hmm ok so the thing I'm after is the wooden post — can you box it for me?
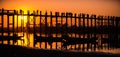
[50,11,52,49]
[115,17,120,48]
[13,10,15,45]
[65,12,68,50]
[7,10,10,45]
[78,14,81,50]
[21,10,24,45]
[108,16,110,49]
[90,15,93,50]
[101,16,103,49]
[111,16,115,48]
[82,13,85,51]
[20,10,22,32]
[61,12,65,50]
[74,13,77,50]
[87,14,89,27]
[55,12,59,49]
[16,10,18,45]
[27,10,30,46]
[1,8,4,44]
[69,13,72,50]
[97,16,103,49]
[45,11,47,49]
[39,11,42,48]
[71,13,72,36]
[33,11,36,47]
[93,15,96,51]
[86,14,89,51]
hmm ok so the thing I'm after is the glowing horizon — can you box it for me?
[0,0,120,16]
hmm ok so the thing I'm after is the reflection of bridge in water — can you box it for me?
[0,8,120,51]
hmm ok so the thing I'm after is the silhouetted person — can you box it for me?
[13,34,18,42]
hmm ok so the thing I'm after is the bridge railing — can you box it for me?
[0,8,120,50]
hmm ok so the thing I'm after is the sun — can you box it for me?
[18,15,27,27]
[19,15,27,20]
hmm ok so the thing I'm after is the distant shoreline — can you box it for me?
[0,44,120,57]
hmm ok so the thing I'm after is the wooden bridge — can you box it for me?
[0,8,120,50]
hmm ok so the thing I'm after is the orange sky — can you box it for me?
[0,0,120,16]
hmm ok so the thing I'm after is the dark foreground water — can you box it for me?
[0,44,120,57]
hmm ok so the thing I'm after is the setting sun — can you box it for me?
[18,15,27,27]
